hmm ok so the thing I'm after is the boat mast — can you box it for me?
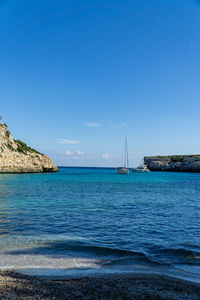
[124,136,129,169]
[126,136,129,169]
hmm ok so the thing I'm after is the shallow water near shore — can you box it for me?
[0,167,200,282]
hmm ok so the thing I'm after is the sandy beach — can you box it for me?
[0,271,199,299]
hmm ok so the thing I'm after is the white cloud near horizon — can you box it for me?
[65,150,111,161]
[102,153,111,159]
[76,150,84,155]
[65,150,84,156]
[84,121,127,128]
[108,122,127,128]
[84,122,101,127]
[65,150,73,156]
[57,138,80,145]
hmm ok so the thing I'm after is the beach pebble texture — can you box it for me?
[0,271,200,300]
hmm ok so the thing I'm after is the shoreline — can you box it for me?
[0,271,200,299]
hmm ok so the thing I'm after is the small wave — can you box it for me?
[4,240,200,269]
[153,248,200,265]
[4,240,151,262]
[160,248,200,258]
[72,244,144,257]
[4,240,165,272]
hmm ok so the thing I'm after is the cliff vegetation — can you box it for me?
[0,117,58,173]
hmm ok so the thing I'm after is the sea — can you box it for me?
[0,167,200,282]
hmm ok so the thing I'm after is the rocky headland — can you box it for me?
[0,122,58,173]
[144,155,200,172]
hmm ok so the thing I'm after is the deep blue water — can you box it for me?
[0,167,200,280]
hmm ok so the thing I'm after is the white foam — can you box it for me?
[0,253,99,269]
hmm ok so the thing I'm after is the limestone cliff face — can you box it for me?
[144,155,200,173]
[0,122,58,173]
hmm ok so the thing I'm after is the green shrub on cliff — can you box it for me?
[7,144,15,151]
[171,156,183,162]
[6,130,10,137]
[15,140,42,155]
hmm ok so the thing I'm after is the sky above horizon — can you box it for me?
[0,0,200,167]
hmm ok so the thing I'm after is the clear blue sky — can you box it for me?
[0,0,200,167]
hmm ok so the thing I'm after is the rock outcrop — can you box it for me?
[0,122,58,173]
[144,155,200,173]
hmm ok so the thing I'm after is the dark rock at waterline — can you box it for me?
[144,155,200,172]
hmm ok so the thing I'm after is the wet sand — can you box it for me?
[0,271,200,299]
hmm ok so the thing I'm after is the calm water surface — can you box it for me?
[0,167,200,280]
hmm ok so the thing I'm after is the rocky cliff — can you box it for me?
[0,122,58,173]
[144,155,200,172]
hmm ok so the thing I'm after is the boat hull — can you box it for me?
[132,168,150,173]
[116,168,129,174]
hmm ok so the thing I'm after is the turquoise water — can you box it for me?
[0,167,200,280]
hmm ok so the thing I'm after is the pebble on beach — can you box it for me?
[0,271,200,299]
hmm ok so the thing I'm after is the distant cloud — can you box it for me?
[65,150,73,156]
[84,121,127,128]
[102,153,110,159]
[57,138,80,145]
[75,150,84,155]
[84,122,101,127]
[65,150,84,156]
[108,122,127,128]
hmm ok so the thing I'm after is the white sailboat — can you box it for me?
[116,137,129,174]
